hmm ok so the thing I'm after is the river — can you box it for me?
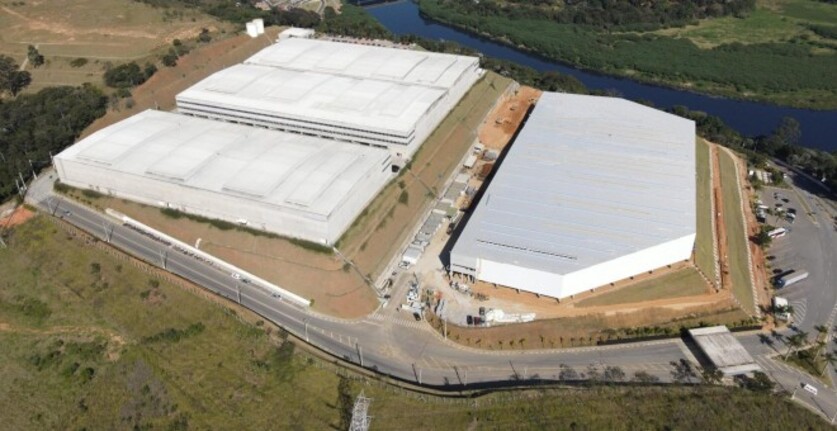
[366,1,837,152]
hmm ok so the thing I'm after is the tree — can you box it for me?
[0,55,32,96]
[27,45,44,68]
[700,367,724,385]
[7,70,31,96]
[741,371,774,392]
[104,62,149,88]
[784,333,806,360]
[198,28,211,43]
[161,49,178,67]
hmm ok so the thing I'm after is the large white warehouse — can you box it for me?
[175,38,482,158]
[449,93,696,300]
[55,110,392,245]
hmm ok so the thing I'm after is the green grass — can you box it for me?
[0,216,829,429]
[576,268,709,308]
[695,139,717,282]
[718,149,756,315]
[659,7,802,48]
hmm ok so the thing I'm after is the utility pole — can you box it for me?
[236,282,242,304]
[348,391,372,431]
[159,249,167,269]
[28,159,37,180]
[356,342,364,367]
[304,318,309,343]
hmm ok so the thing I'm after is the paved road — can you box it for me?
[21,170,837,420]
[25,173,694,388]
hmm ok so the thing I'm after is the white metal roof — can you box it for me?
[57,110,390,217]
[176,64,445,136]
[452,92,696,274]
[245,38,479,89]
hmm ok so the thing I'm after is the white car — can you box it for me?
[231,272,242,280]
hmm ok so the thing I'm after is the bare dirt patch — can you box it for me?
[0,206,35,228]
[478,85,541,150]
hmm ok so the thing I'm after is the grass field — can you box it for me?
[654,0,837,48]
[719,148,756,315]
[575,267,709,308]
[0,217,828,430]
[695,138,717,282]
[0,0,227,92]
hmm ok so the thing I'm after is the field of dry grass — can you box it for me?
[0,0,229,92]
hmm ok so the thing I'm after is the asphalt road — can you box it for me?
[25,173,696,388]
[20,170,837,420]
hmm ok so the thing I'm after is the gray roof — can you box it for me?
[689,326,760,376]
[451,92,696,274]
[56,110,390,218]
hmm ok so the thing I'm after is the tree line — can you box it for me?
[424,0,756,31]
[0,85,107,201]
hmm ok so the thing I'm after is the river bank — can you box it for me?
[365,1,837,152]
[416,0,837,111]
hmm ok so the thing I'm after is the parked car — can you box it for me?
[466,315,474,325]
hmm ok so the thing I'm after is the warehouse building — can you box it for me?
[54,110,392,245]
[449,93,696,300]
[176,38,482,158]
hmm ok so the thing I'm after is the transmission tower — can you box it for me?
[348,391,372,431]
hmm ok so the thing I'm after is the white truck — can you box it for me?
[775,271,809,289]
[773,296,791,322]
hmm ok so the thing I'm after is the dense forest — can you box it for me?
[0,86,107,201]
[433,0,756,31]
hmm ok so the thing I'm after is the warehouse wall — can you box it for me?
[55,156,392,245]
[465,234,696,299]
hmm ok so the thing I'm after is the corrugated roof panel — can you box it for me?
[452,93,696,274]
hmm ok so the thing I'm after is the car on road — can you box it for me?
[231,272,242,280]
[271,293,281,299]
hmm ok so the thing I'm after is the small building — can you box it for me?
[278,27,315,40]
[402,246,423,265]
[688,326,761,376]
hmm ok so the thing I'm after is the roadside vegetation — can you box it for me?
[0,217,830,430]
[418,0,837,109]
[0,85,108,202]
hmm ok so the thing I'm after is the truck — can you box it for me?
[767,227,787,239]
[772,296,791,321]
[775,271,809,289]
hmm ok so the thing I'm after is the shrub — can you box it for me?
[69,58,88,68]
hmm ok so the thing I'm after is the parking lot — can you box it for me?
[759,175,837,332]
